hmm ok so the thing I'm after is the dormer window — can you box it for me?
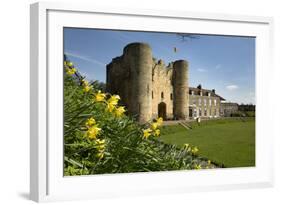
[208,92,211,97]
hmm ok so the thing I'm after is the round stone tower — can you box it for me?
[173,60,189,120]
[123,42,153,123]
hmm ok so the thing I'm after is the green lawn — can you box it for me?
[159,118,255,168]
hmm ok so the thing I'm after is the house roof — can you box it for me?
[189,86,225,101]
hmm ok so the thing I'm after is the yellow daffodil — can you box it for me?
[96,152,104,159]
[194,164,202,170]
[207,160,211,165]
[65,68,70,73]
[81,79,89,86]
[105,95,120,112]
[66,61,73,67]
[96,139,105,144]
[156,117,163,126]
[143,128,152,139]
[154,129,160,137]
[80,79,93,93]
[151,122,158,130]
[108,95,120,106]
[183,144,190,152]
[85,125,101,140]
[106,103,115,112]
[85,117,96,127]
[115,106,126,117]
[192,146,199,154]
[97,144,105,150]
[66,67,76,75]
[184,143,189,148]
[95,139,106,151]
[95,90,106,102]
[83,84,93,93]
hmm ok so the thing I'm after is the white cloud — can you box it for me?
[197,68,207,72]
[226,85,239,91]
[64,51,106,67]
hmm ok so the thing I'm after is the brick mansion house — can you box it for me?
[106,42,232,122]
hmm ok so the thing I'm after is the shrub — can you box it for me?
[245,111,255,117]
[230,111,244,117]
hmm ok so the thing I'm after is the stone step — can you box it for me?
[179,121,191,130]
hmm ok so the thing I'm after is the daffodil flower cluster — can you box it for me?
[94,90,106,102]
[64,61,77,75]
[183,143,199,155]
[106,95,120,111]
[114,106,126,117]
[81,79,93,93]
[142,128,152,139]
[192,147,199,154]
[93,90,126,117]
[85,117,101,140]
[64,61,93,93]
[193,160,213,170]
[142,117,163,139]
[84,117,106,159]
[184,144,213,169]
[95,139,106,159]
[103,94,126,117]
[194,164,202,170]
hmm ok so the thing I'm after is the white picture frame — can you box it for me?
[30,2,274,202]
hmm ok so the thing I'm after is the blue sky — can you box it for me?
[64,28,255,104]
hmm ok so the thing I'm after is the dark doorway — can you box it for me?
[189,108,193,118]
[158,102,167,120]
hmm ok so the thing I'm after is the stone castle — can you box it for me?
[106,42,224,123]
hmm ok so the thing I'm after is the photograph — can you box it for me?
[63,28,255,176]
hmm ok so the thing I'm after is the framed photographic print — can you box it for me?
[30,2,274,202]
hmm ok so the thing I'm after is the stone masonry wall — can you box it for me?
[151,59,174,119]
[106,42,189,122]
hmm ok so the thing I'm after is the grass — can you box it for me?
[159,118,255,168]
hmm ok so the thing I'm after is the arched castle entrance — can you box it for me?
[158,102,167,120]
